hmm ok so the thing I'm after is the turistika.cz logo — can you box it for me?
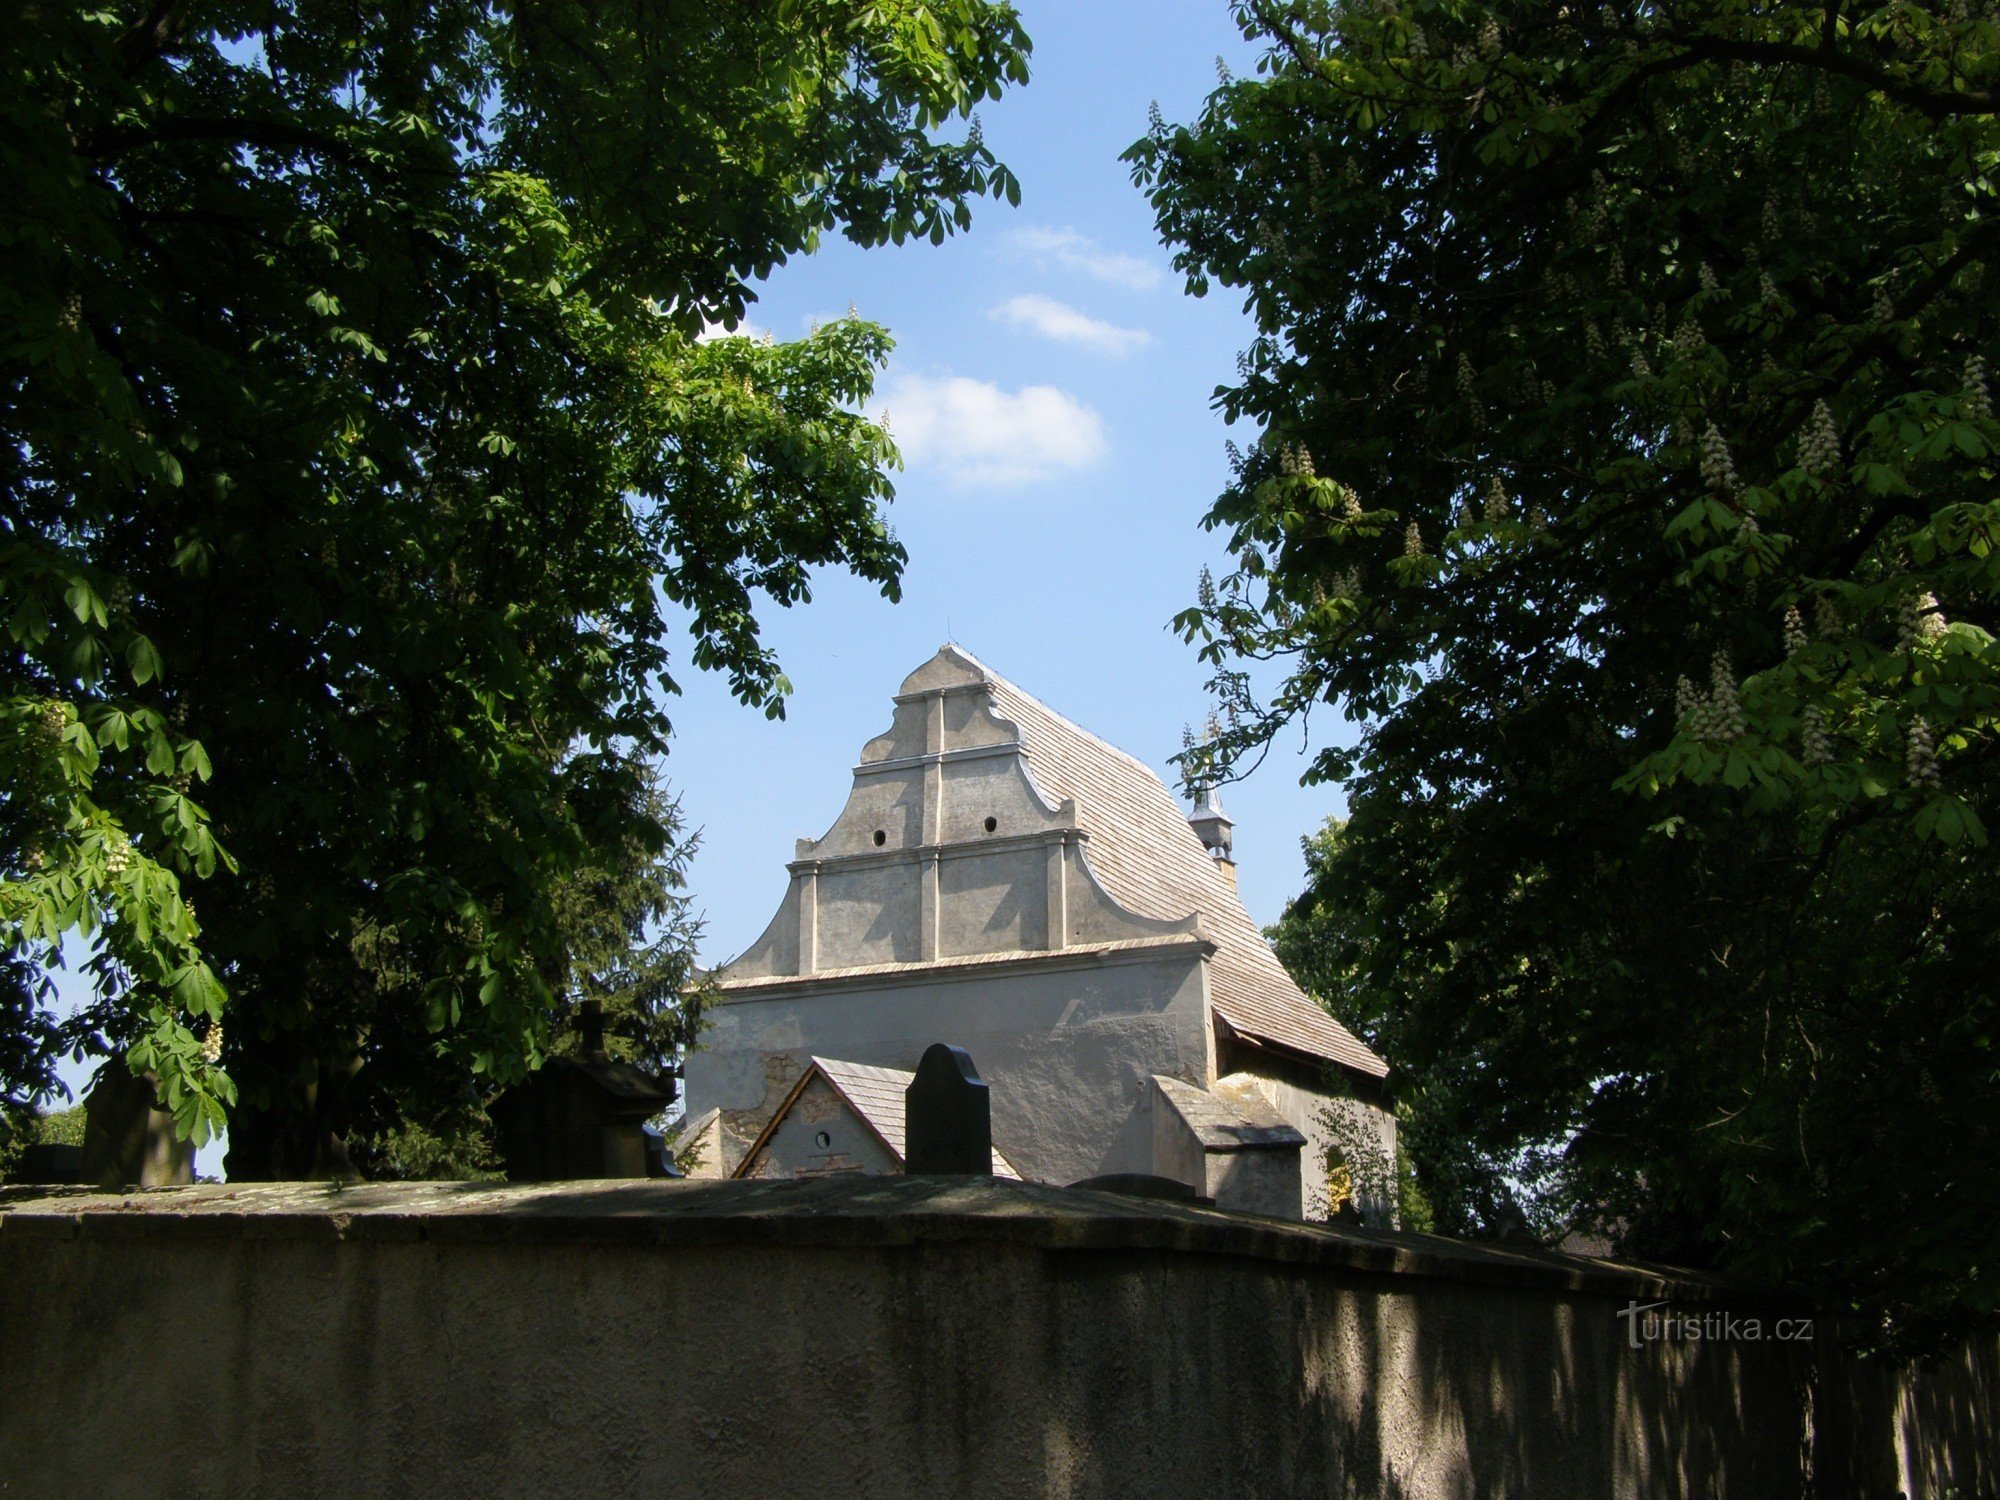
[1617,1300,1815,1350]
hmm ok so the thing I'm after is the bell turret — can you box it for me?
[1188,784,1236,885]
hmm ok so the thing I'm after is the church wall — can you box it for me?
[724,880,800,979]
[1147,1088,1307,1220]
[1322,1091,1399,1221]
[937,848,1047,956]
[858,697,930,762]
[938,755,1034,843]
[940,687,998,749]
[1203,1146,1307,1221]
[813,768,925,858]
[1149,1087,1208,1196]
[815,865,920,966]
[684,951,1210,1186]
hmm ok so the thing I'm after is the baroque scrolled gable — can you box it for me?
[717,645,1202,983]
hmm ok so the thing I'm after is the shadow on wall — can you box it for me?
[1818,1325,2000,1497]
[956,1253,1811,1497]
[3,1178,1991,1499]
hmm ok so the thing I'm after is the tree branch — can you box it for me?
[114,0,194,70]
[1659,30,2000,121]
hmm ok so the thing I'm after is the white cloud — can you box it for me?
[877,372,1106,487]
[991,294,1152,356]
[697,317,772,344]
[1009,225,1163,291]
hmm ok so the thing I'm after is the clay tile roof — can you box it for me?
[963,652,1388,1081]
[812,1057,1022,1180]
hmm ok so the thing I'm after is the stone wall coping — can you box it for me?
[0,1176,1807,1308]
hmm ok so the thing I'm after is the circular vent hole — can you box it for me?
[814,1131,832,1150]
[983,816,998,833]
[873,829,886,846]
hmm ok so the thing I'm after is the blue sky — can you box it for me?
[671,0,1354,969]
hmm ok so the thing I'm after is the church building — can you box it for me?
[681,646,1393,1220]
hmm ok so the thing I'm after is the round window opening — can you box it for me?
[984,816,998,833]
[814,1131,832,1150]
[873,829,886,846]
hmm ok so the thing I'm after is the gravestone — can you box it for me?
[79,1062,193,1188]
[903,1043,992,1176]
[12,1144,83,1184]
[489,1002,675,1181]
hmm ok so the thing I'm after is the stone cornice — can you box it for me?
[787,826,1081,877]
[709,932,1213,1000]
[891,680,992,705]
[853,742,1022,776]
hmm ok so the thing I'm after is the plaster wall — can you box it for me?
[1147,1075,1306,1218]
[6,1179,1986,1499]
[738,1075,900,1179]
[685,953,1209,1185]
[1149,1085,1207,1194]
[1223,1042,1399,1223]
[1815,1316,2000,1496]
[937,847,1047,955]
[816,764,925,857]
[721,652,1193,986]
[1203,1148,1307,1220]
[816,865,920,967]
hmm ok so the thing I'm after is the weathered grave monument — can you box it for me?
[489,1001,675,1180]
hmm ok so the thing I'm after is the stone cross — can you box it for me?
[903,1043,992,1176]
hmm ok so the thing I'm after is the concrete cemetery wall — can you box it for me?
[1,1178,1990,1499]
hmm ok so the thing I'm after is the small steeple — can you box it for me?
[1188,784,1236,882]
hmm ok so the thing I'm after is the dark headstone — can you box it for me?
[80,1062,193,1188]
[14,1143,84,1184]
[903,1043,992,1176]
[489,1002,676,1181]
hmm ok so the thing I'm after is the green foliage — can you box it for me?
[1272,817,1539,1238]
[33,1102,87,1150]
[347,772,701,1177]
[656,1109,715,1178]
[1137,2,1999,1342]
[3,1,1030,1175]
[543,775,711,1076]
[1394,1137,1435,1237]
[350,1111,505,1183]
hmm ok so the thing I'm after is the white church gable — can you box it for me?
[683,646,1393,1220]
[722,645,1198,980]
